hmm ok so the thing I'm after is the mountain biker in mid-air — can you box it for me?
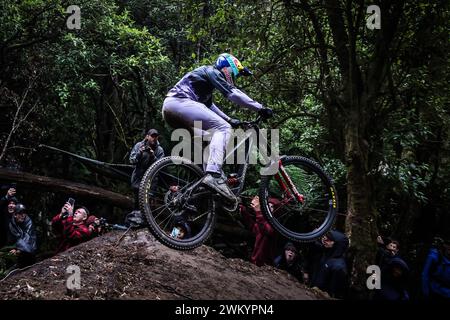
[162,53,273,203]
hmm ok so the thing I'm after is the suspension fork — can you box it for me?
[275,160,304,204]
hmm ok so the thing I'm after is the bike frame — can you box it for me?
[221,120,304,204]
[164,118,304,208]
[223,124,257,196]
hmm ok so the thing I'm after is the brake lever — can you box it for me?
[238,116,263,128]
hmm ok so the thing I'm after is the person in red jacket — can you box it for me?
[240,196,280,267]
[51,201,91,253]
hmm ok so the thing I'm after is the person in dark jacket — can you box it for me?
[240,196,280,267]
[129,128,165,209]
[375,235,400,270]
[274,242,304,282]
[51,202,92,253]
[7,204,37,268]
[306,230,349,298]
[374,256,410,300]
[0,185,19,248]
[421,238,450,300]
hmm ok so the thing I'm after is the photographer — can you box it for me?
[129,129,165,209]
[51,201,91,253]
[86,216,127,237]
[6,204,37,268]
[86,215,119,237]
[0,184,19,248]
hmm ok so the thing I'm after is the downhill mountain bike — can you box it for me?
[139,116,338,250]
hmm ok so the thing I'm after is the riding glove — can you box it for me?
[259,107,274,119]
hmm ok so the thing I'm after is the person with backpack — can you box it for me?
[421,237,450,300]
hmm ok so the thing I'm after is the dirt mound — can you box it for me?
[0,230,326,300]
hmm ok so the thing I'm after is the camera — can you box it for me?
[144,142,154,152]
[94,217,107,228]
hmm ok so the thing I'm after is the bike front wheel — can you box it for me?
[259,156,338,242]
[139,156,216,250]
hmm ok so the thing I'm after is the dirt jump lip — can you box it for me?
[0,230,326,300]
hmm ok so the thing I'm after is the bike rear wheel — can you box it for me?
[139,156,216,250]
[259,156,338,242]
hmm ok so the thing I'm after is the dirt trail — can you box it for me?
[0,230,327,300]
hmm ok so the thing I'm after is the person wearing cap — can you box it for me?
[240,195,280,267]
[162,53,273,204]
[129,128,165,209]
[274,242,304,282]
[6,203,37,268]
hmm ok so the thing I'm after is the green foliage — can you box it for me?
[0,0,449,285]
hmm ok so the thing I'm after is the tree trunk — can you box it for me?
[0,168,133,209]
[344,108,378,297]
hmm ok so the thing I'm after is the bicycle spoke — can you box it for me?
[159,170,190,187]
[140,158,217,249]
[190,210,211,222]
[154,205,173,220]
[261,157,337,241]
[302,207,332,215]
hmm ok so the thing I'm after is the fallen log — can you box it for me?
[0,168,256,239]
[0,168,133,209]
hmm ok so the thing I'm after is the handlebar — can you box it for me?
[235,115,264,129]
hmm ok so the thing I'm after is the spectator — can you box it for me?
[86,215,104,238]
[376,235,400,269]
[421,237,450,300]
[129,129,165,209]
[7,204,37,268]
[0,185,17,204]
[51,201,92,253]
[239,196,280,267]
[374,256,410,300]
[0,185,18,248]
[306,230,349,299]
[170,219,192,240]
[274,242,304,282]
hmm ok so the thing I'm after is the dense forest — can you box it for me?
[0,0,449,299]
